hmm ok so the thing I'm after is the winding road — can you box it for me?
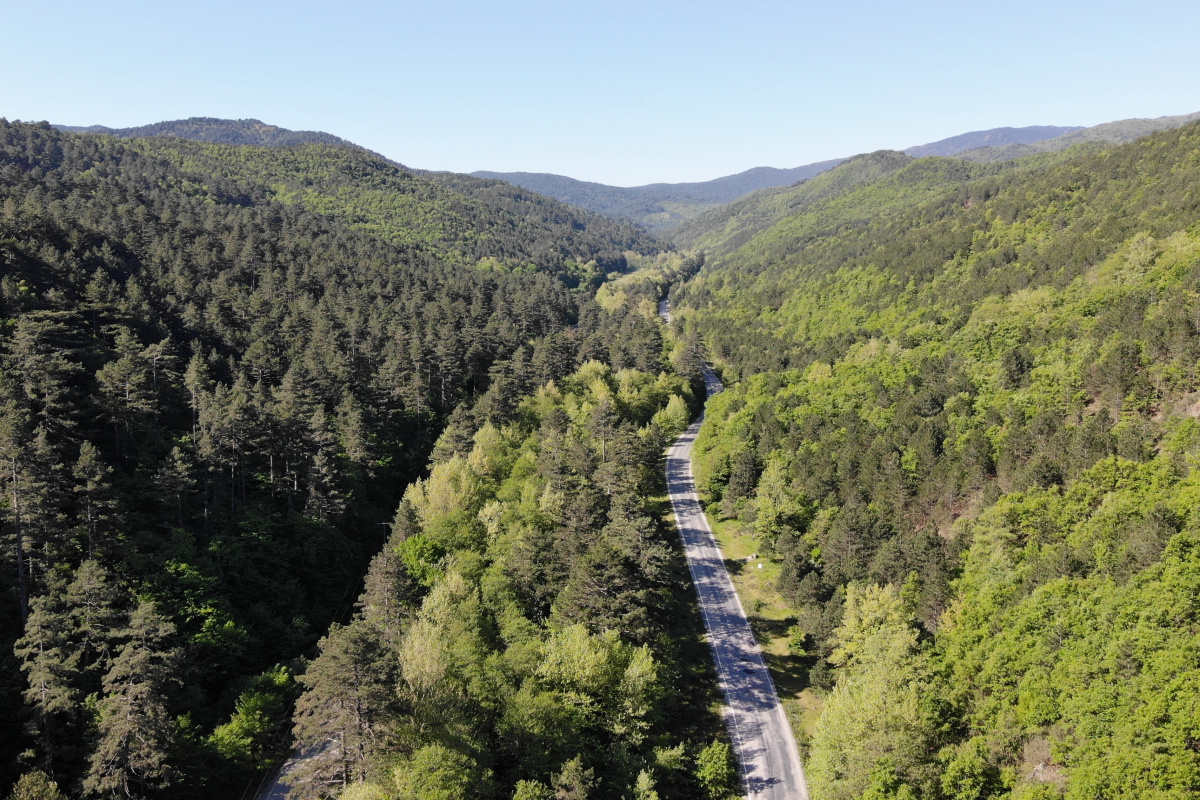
[660,299,809,799]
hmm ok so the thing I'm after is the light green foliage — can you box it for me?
[511,780,553,800]
[341,783,392,800]
[5,772,66,800]
[809,585,935,800]
[394,744,480,800]
[208,665,294,767]
[694,740,737,799]
[291,360,717,798]
[937,447,1200,799]
[679,122,1200,797]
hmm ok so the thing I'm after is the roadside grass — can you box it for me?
[707,513,824,752]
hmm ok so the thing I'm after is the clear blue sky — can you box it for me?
[5,0,1200,185]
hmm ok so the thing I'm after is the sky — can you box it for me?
[5,0,1200,186]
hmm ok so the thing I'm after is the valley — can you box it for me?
[3,107,1200,800]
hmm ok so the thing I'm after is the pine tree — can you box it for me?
[305,408,347,523]
[73,443,118,559]
[289,620,398,800]
[0,393,35,621]
[84,600,181,800]
[65,560,123,676]
[151,447,195,529]
[5,770,68,800]
[14,580,81,779]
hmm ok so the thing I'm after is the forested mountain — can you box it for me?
[474,126,1091,234]
[902,125,1082,157]
[669,148,992,256]
[14,102,1200,800]
[114,136,656,280]
[0,120,689,799]
[952,109,1200,162]
[671,120,1200,797]
[56,118,357,150]
[473,160,847,235]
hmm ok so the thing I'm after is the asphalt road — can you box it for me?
[661,301,810,799]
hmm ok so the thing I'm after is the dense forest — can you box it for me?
[673,121,1200,798]
[56,118,358,150]
[10,104,1200,800]
[0,119,718,799]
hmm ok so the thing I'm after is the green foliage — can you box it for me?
[694,740,737,799]
[677,119,1200,797]
[0,120,666,798]
[4,772,66,800]
[395,744,482,800]
[207,664,294,769]
[127,135,655,282]
[294,359,720,799]
[808,585,937,800]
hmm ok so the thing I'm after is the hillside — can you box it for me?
[56,117,358,149]
[53,117,658,280]
[955,109,1200,162]
[474,159,846,234]
[670,149,1011,257]
[475,125,1087,234]
[902,124,1082,157]
[671,120,1200,797]
[0,120,689,799]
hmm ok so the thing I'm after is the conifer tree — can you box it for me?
[84,600,181,800]
[73,443,118,559]
[15,580,81,779]
[289,620,398,799]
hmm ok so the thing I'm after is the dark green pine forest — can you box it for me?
[0,120,734,800]
[6,108,1200,800]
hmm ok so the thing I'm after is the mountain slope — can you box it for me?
[474,126,1086,234]
[474,159,847,234]
[120,137,656,280]
[670,120,1200,798]
[55,117,658,279]
[902,124,1082,157]
[670,149,1006,256]
[56,116,356,149]
[955,109,1200,161]
[0,119,674,798]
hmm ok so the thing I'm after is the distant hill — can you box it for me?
[55,116,363,148]
[475,125,1086,233]
[903,125,1082,157]
[56,117,656,275]
[473,159,846,234]
[954,110,1200,161]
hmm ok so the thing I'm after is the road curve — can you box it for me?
[660,300,809,799]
